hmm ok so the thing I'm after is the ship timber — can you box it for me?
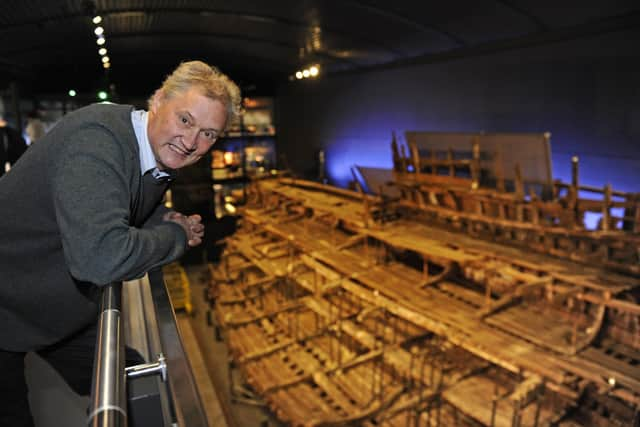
[208,147,639,426]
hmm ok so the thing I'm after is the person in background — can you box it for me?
[0,60,241,426]
[25,110,46,145]
[0,114,28,177]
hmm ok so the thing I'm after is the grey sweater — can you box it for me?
[0,103,187,351]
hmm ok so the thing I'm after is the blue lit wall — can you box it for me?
[276,28,640,193]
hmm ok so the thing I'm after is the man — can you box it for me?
[25,110,46,144]
[0,114,28,176]
[0,60,241,425]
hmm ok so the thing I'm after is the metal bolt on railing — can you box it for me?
[125,354,167,382]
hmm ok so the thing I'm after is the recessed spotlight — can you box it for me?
[94,26,104,36]
[309,66,319,77]
[295,71,303,79]
[92,16,102,25]
[98,48,107,56]
[97,36,106,45]
[103,62,111,69]
[302,69,310,78]
[102,56,110,63]
[68,89,77,97]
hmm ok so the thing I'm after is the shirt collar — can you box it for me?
[130,109,174,181]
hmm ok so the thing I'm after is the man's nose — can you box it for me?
[183,129,198,151]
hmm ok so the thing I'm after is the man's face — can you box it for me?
[147,87,228,170]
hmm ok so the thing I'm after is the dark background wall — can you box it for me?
[275,28,640,193]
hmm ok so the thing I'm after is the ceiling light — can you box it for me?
[96,36,106,45]
[98,48,107,56]
[68,89,77,97]
[295,71,303,79]
[103,62,111,69]
[309,66,319,77]
[92,16,102,25]
[94,26,104,36]
[302,69,310,78]
[98,91,108,100]
[101,56,110,63]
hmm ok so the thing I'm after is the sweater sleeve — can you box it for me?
[142,203,172,228]
[52,126,187,285]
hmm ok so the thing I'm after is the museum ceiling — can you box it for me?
[1,0,639,96]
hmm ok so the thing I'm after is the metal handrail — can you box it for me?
[147,269,209,426]
[87,282,126,427]
[88,270,209,427]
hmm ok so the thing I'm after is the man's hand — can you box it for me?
[163,211,205,247]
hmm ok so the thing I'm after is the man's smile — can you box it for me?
[168,142,193,157]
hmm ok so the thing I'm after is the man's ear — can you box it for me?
[149,89,163,113]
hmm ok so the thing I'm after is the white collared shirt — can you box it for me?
[130,109,172,180]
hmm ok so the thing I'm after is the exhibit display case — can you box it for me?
[210,97,277,210]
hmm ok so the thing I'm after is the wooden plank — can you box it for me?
[312,372,360,414]
[442,375,513,427]
[478,277,552,318]
[366,228,481,265]
[555,355,640,393]
[580,348,640,385]
[238,339,296,364]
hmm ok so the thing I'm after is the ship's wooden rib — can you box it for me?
[208,177,640,426]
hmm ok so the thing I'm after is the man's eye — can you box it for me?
[203,131,217,141]
[180,116,189,125]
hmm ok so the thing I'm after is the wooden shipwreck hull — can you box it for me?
[389,135,640,277]
[208,175,640,426]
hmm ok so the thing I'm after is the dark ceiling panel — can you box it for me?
[108,33,299,71]
[100,6,412,66]
[509,0,640,28]
[0,0,638,96]
[354,0,540,44]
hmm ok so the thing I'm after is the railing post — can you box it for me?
[88,282,126,427]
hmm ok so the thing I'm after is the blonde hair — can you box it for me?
[150,60,241,129]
